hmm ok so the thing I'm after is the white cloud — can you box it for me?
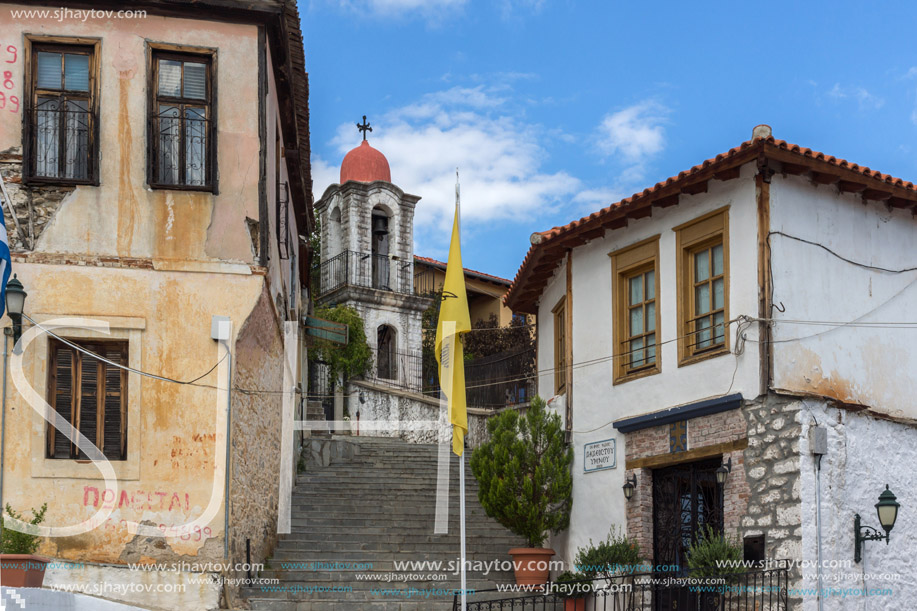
[597,101,668,162]
[314,85,579,245]
[827,83,885,110]
[332,0,466,20]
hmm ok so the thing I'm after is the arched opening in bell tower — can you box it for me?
[371,206,390,290]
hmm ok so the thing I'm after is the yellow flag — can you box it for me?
[435,199,472,456]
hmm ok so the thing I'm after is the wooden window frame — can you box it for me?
[46,338,128,461]
[552,296,566,394]
[22,36,101,186]
[146,44,218,193]
[674,207,730,366]
[610,235,661,384]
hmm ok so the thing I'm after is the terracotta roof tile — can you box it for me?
[504,135,917,313]
[414,255,512,286]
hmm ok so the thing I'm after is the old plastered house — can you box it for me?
[505,126,917,610]
[0,1,312,607]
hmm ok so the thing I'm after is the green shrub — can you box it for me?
[553,570,590,599]
[470,396,573,548]
[574,526,641,579]
[1,503,47,555]
[685,524,744,578]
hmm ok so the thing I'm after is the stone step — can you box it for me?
[246,436,526,611]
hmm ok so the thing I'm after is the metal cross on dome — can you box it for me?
[357,115,372,141]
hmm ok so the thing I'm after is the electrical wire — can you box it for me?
[23,313,226,386]
[20,314,289,395]
[769,231,917,274]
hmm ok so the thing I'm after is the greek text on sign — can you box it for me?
[584,439,616,472]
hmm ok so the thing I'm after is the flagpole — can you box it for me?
[455,168,467,610]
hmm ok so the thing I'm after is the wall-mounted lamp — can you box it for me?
[716,457,732,486]
[854,485,900,563]
[622,474,637,500]
[5,274,27,344]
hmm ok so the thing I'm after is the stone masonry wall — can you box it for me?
[741,392,803,602]
[0,147,73,251]
[228,285,285,604]
[348,380,490,449]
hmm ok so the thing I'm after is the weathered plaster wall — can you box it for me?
[537,163,763,563]
[1,261,263,566]
[43,561,221,611]
[797,401,917,611]
[0,8,261,265]
[227,286,284,595]
[769,173,917,421]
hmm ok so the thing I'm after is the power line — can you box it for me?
[769,231,917,274]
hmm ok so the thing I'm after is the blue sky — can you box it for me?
[302,0,917,281]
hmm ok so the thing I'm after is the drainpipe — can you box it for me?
[223,341,233,560]
[815,453,824,611]
[809,417,827,611]
[0,331,8,512]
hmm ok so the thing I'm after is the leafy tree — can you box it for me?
[462,313,535,360]
[470,396,573,548]
[1,503,47,554]
[310,305,372,382]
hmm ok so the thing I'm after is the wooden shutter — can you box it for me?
[102,343,127,460]
[77,351,99,459]
[48,343,77,458]
[47,339,129,460]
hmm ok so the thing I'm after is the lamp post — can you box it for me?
[5,274,27,344]
[622,474,637,500]
[716,457,732,486]
[854,485,900,563]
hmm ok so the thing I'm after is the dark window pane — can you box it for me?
[183,62,207,99]
[35,97,61,177]
[64,99,90,180]
[157,105,181,184]
[37,52,62,89]
[184,107,207,186]
[64,53,89,91]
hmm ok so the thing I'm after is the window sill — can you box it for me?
[148,182,216,194]
[23,176,98,187]
[613,365,661,386]
[678,345,731,367]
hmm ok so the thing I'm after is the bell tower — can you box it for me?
[314,118,431,390]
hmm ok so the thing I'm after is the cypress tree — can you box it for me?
[470,396,573,548]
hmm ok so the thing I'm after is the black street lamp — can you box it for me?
[5,274,27,344]
[622,474,637,500]
[854,485,900,563]
[716,457,732,486]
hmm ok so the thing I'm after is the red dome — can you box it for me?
[340,140,391,184]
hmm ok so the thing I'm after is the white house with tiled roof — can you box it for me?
[505,125,916,610]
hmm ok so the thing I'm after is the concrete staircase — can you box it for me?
[243,436,526,610]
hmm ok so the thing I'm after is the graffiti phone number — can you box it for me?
[0,44,17,113]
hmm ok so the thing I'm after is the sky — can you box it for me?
[301,0,917,281]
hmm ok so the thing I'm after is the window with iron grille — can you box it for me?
[149,50,215,190]
[25,42,97,183]
[610,236,661,383]
[47,339,128,460]
[675,207,730,364]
